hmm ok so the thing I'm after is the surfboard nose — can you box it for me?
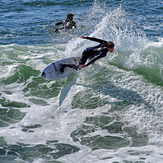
[41,71,46,78]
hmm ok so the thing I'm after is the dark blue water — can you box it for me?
[0,0,163,162]
[1,0,162,45]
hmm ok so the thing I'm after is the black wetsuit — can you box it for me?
[79,37,108,66]
[60,37,109,73]
[55,20,77,32]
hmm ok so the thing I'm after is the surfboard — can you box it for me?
[41,57,80,80]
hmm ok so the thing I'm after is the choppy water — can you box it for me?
[0,0,163,162]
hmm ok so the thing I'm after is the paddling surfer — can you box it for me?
[55,13,77,32]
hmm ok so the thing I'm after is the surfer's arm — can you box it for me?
[80,53,104,68]
[87,54,104,66]
[55,21,63,32]
[55,21,62,26]
[80,36,107,44]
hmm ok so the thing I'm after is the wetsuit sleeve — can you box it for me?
[55,21,62,26]
[86,53,105,66]
[85,37,107,44]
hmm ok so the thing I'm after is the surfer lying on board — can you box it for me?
[60,36,115,73]
[55,13,77,32]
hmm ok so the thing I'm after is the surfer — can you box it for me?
[55,13,77,32]
[60,36,115,72]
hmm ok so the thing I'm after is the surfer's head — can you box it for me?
[106,42,114,53]
[66,13,73,22]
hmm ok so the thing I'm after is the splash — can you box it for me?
[84,3,163,85]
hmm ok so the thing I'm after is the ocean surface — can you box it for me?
[0,0,163,162]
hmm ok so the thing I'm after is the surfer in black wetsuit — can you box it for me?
[55,13,77,32]
[60,36,114,73]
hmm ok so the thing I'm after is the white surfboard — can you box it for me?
[41,57,80,80]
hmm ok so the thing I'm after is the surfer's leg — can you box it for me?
[79,51,88,65]
[60,63,77,73]
[79,48,93,65]
[60,63,66,73]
